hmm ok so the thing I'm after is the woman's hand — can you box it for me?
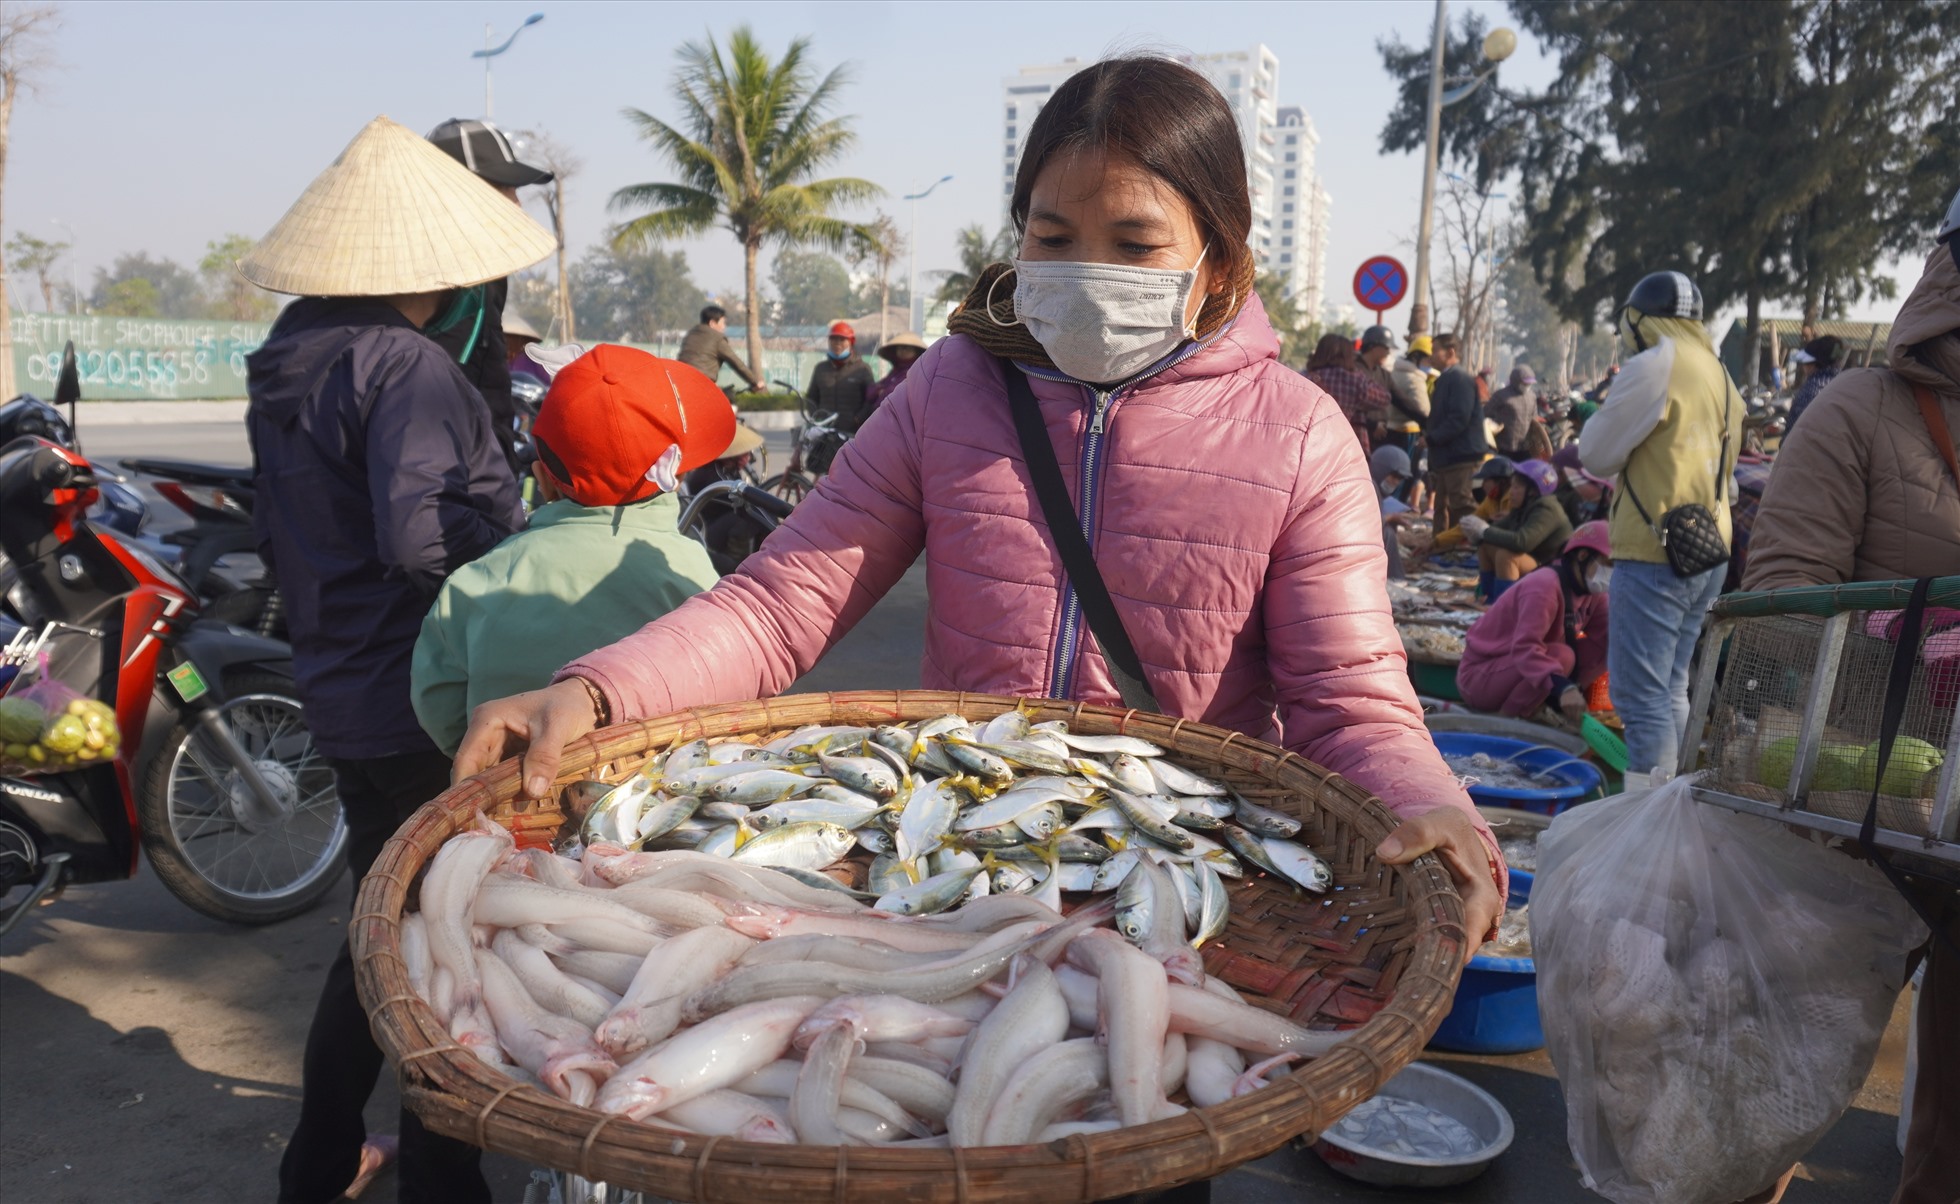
[1376,806,1503,965]
[452,678,599,798]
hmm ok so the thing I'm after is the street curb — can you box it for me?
[76,400,248,425]
[737,411,799,431]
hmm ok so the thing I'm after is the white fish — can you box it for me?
[656,1089,794,1143]
[596,995,826,1119]
[947,958,1070,1146]
[977,1037,1110,1146]
[476,949,616,1106]
[594,925,754,1059]
[490,929,616,1030]
[794,996,973,1047]
[420,820,512,1023]
[1184,1037,1246,1108]
[1064,930,1176,1127]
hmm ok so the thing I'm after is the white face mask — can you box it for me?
[1588,564,1614,595]
[1003,247,1209,384]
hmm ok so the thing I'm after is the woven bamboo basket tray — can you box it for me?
[351,691,1468,1202]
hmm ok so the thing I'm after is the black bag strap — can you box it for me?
[1617,373,1737,537]
[1001,362,1160,713]
[1858,575,1958,958]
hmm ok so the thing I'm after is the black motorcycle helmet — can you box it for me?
[1620,271,1704,353]
[0,395,75,450]
[1360,325,1397,353]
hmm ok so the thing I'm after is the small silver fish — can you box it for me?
[818,750,902,799]
[896,778,959,867]
[1031,723,1164,756]
[664,739,713,775]
[1261,837,1333,893]
[877,864,987,915]
[1191,858,1230,948]
[748,794,888,831]
[1093,848,1142,893]
[711,768,830,804]
[868,851,913,894]
[580,774,656,847]
[634,793,702,844]
[1231,793,1303,838]
[978,709,1031,745]
[1147,759,1227,797]
[1106,754,1159,795]
[1108,788,1194,852]
[725,820,855,871]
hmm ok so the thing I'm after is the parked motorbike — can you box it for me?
[760,381,846,506]
[114,455,287,640]
[677,460,793,576]
[0,351,343,936]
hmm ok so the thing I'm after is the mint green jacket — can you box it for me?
[411,495,718,754]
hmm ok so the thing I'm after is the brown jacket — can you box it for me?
[677,323,759,389]
[1745,247,1960,589]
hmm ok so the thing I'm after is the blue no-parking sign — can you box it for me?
[1353,256,1409,323]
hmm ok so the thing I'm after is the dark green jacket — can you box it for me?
[1481,494,1573,562]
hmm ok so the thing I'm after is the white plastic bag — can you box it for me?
[1531,775,1926,1204]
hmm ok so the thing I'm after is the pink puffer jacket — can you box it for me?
[564,295,1499,881]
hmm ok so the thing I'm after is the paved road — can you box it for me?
[2,420,1912,1203]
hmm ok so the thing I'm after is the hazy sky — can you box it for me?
[5,0,1908,331]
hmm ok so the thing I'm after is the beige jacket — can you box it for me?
[1745,247,1960,589]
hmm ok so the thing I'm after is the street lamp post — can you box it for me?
[472,13,544,120]
[50,219,80,314]
[903,175,953,333]
[1409,3,1515,341]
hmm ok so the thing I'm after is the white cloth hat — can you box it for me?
[239,115,557,297]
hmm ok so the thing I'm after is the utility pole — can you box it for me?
[1409,0,1447,342]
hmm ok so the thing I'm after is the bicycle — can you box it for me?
[759,381,847,507]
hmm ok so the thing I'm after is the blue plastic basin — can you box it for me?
[1428,952,1542,1054]
[1432,732,1603,815]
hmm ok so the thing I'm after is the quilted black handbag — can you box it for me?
[1621,380,1737,579]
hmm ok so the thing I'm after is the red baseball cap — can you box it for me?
[531,346,735,507]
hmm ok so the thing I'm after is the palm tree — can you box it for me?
[611,26,882,375]
[934,224,1018,308]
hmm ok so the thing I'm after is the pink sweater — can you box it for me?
[564,296,1499,882]
[1456,567,1608,718]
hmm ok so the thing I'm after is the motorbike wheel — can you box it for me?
[138,672,346,925]
[762,471,814,506]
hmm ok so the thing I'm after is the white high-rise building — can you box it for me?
[1276,106,1332,320]
[999,51,1329,321]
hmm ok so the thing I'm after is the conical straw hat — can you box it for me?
[239,115,558,297]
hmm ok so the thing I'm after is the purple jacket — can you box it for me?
[563,295,1499,878]
[247,298,522,758]
[1457,567,1608,717]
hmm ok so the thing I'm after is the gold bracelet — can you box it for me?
[573,676,611,728]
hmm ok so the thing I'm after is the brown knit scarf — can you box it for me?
[945,254,1258,370]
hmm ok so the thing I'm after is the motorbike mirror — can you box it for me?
[54,342,82,407]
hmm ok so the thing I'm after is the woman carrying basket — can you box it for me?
[456,56,1507,952]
